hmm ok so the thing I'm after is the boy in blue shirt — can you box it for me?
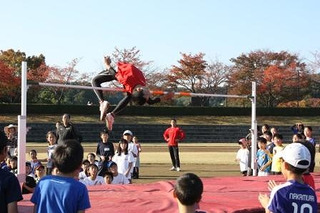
[258,143,317,213]
[31,140,91,213]
[256,137,272,176]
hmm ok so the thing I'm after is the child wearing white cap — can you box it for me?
[258,143,317,213]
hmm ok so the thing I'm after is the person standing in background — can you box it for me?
[163,119,185,172]
[56,114,82,145]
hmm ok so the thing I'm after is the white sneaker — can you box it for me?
[99,101,110,121]
[169,166,176,171]
[106,113,114,131]
[176,167,181,172]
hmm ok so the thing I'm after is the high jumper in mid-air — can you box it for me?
[91,56,161,131]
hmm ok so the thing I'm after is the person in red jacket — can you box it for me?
[163,119,185,172]
[92,56,161,131]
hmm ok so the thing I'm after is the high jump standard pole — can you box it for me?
[17,61,27,182]
[251,82,257,176]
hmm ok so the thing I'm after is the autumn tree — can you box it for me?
[228,50,310,107]
[37,58,83,104]
[167,52,206,106]
[0,49,47,103]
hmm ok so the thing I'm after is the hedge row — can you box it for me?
[1,104,320,116]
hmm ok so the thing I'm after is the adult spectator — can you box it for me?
[4,124,18,157]
[56,114,82,144]
[163,119,185,172]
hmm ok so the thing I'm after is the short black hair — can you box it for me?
[174,173,203,206]
[87,163,98,170]
[273,133,283,140]
[52,139,83,174]
[257,137,267,144]
[263,131,272,138]
[100,129,109,136]
[104,171,114,181]
[132,90,147,105]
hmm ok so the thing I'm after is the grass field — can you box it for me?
[4,114,320,184]
[25,142,320,184]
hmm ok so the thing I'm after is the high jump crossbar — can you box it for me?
[31,82,249,99]
[21,68,257,176]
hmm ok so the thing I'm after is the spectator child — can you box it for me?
[292,133,303,143]
[304,126,315,146]
[46,131,58,175]
[261,124,270,135]
[295,140,316,189]
[22,162,36,194]
[122,130,138,178]
[104,171,113,184]
[81,164,104,186]
[258,143,317,212]
[264,131,275,155]
[29,149,42,175]
[31,140,91,212]
[112,139,134,182]
[291,122,304,135]
[132,136,142,179]
[271,134,285,175]
[235,139,249,176]
[79,159,90,180]
[35,164,46,183]
[0,130,23,213]
[173,173,204,213]
[87,152,99,167]
[96,130,114,163]
[9,156,18,175]
[256,137,272,176]
[270,127,278,139]
[107,161,129,184]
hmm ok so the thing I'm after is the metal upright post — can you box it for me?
[17,61,27,182]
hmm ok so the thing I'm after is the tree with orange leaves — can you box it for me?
[229,50,310,107]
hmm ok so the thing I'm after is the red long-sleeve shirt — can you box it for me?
[163,127,185,146]
[115,62,146,94]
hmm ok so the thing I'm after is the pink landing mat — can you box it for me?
[18,173,320,213]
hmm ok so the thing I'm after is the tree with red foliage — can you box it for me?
[168,52,207,106]
[229,50,310,107]
[0,61,19,102]
[0,49,48,103]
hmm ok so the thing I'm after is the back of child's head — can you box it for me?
[52,139,83,174]
[257,137,267,144]
[174,173,203,206]
[279,143,310,175]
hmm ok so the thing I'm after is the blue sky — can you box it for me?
[1,1,320,74]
